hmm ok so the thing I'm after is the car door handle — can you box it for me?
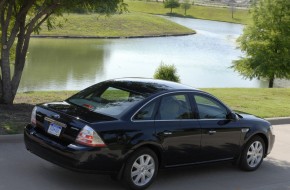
[163,131,172,135]
[208,130,216,135]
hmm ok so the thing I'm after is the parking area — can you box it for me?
[0,125,289,190]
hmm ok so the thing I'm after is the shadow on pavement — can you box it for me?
[28,157,290,190]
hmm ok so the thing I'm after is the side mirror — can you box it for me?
[227,112,238,121]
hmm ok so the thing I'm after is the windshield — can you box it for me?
[67,83,146,116]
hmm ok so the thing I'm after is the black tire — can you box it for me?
[122,148,159,190]
[240,136,265,171]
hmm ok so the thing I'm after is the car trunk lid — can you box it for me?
[34,101,116,145]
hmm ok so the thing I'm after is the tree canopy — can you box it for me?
[164,0,180,14]
[181,0,192,15]
[232,0,290,88]
[0,0,126,104]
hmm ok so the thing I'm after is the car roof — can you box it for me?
[104,78,198,96]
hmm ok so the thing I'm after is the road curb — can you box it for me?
[266,117,290,125]
[0,134,23,143]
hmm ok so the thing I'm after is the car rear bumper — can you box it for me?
[24,124,122,174]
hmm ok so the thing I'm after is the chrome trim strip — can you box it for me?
[132,118,228,122]
[44,117,67,128]
[165,157,234,168]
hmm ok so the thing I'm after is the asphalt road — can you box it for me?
[0,125,290,190]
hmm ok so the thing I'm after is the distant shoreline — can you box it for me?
[31,32,196,39]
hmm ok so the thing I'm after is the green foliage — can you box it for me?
[232,0,290,87]
[181,0,192,15]
[164,0,180,13]
[154,62,180,82]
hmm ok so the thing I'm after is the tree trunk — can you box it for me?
[185,9,186,15]
[0,75,3,102]
[11,54,26,98]
[0,49,13,104]
[268,77,274,88]
[170,7,172,13]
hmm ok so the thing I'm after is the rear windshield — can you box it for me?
[67,83,146,116]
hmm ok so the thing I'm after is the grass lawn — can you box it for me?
[204,88,290,118]
[37,1,251,38]
[38,12,194,37]
[125,0,251,25]
[1,88,289,134]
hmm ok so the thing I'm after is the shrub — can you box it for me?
[153,62,180,82]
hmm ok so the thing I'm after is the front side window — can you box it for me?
[67,85,145,116]
[158,94,193,120]
[194,95,228,119]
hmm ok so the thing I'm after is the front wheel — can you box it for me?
[123,148,158,190]
[240,136,265,171]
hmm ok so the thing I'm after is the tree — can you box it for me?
[0,0,127,104]
[154,62,180,82]
[181,0,192,15]
[164,0,180,14]
[232,0,290,88]
[228,0,236,19]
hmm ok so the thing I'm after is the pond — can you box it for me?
[19,16,270,92]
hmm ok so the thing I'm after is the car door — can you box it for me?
[192,93,242,162]
[154,93,201,166]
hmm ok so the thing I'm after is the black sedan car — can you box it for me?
[24,78,275,190]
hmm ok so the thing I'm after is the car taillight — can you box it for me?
[76,125,106,147]
[31,107,37,125]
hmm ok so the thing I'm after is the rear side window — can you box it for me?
[133,101,158,120]
[158,94,193,120]
[194,95,228,119]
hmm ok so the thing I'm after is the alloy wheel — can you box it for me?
[131,154,155,187]
[246,141,263,168]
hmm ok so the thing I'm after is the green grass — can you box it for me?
[36,1,252,38]
[38,12,194,37]
[126,0,251,25]
[36,1,251,38]
[203,88,290,118]
[13,91,76,104]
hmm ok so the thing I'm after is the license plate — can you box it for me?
[47,123,62,137]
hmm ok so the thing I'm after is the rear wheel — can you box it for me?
[123,148,158,190]
[240,136,265,171]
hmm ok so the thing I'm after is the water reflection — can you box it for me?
[20,17,271,92]
[21,39,108,91]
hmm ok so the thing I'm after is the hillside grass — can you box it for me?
[126,0,251,25]
[38,12,194,37]
[1,88,289,134]
[37,1,251,38]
